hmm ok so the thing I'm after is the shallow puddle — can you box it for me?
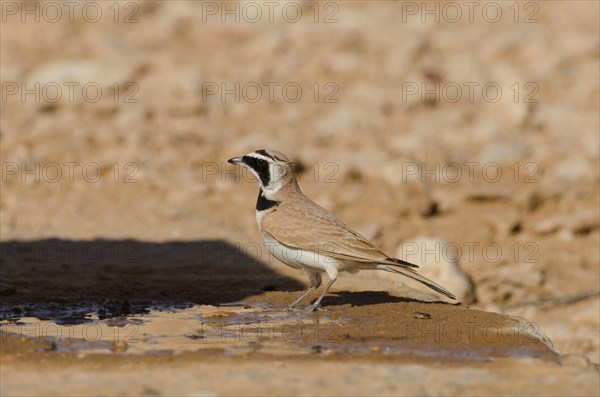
[1,299,560,362]
[0,303,344,356]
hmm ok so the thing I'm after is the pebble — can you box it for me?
[533,210,599,235]
[203,311,235,319]
[478,141,529,165]
[112,341,128,353]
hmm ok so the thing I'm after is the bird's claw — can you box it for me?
[285,305,327,313]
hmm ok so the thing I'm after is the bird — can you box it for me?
[228,149,456,312]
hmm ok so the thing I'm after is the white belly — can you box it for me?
[263,233,337,273]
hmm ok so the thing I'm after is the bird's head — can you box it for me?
[228,149,295,194]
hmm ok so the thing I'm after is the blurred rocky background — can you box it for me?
[1,0,598,365]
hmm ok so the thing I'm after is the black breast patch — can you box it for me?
[256,189,279,211]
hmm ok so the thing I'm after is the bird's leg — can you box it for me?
[284,272,322,311]
[307,277,337,313]
[284,288,315,312]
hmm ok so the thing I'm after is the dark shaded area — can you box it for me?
[243,290,458,312]
[0,239,303,324]
[320,291,456,308]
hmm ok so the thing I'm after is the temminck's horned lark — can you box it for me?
[228,149,456,312]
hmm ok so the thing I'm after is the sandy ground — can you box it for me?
[1,0,599,395]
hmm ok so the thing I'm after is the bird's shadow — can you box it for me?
[0,239,304,324]
[320,291,456,308]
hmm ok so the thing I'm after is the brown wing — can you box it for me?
[263,198,401,265]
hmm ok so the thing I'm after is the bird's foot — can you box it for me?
[307,305,327,313]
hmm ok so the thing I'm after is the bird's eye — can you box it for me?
[257,159,267,165]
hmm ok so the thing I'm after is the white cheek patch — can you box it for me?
[271,163,284,184]
[263,163,283,193]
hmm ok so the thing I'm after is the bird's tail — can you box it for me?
[378,264,456,300]
[384,257,419,269]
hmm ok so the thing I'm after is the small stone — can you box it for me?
[43,341,57,352]
[112,341,127,353]
[533,210,599,235]
[25,60,133,108]
[548,156,591,187]
[497,262,543,288]
[185,334,203,340]
[203,311,235,319]
[412,311,432,320]
[478,141,529,165]
[464,187,511,202]
[561,354,595,369]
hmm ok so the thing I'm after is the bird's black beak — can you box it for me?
[228,157,243,165]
